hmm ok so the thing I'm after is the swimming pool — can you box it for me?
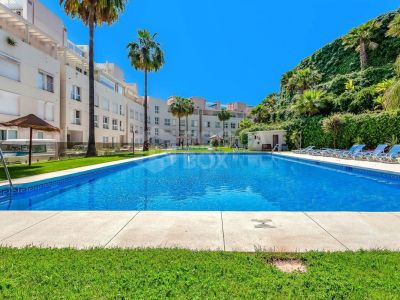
[1,153,400,211]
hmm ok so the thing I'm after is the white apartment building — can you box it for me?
[0,0,250,151]
[0,0,60,142]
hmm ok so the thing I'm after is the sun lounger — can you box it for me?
[353,144,387,160]
[374,144,400,163]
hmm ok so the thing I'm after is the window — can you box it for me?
[0,90,19,116]
[0,130,6,140]
[129,108,134,119]
[0,53,20,81]
[112,102,118,114]
[139,113,143,122]
[37,71,54,92]
[191,130,197,137]
[155,117,159,125]
[45,103,54,121]
[37,132,44,139]
[119,105,124,116]
[38,100,45,119]
[215,122,220,128]
[172,119,176,126]
[99,74,115,90]
[147,116,151,124]
[112,119,118,130]
[72,110,81,125]
[224,122,228,129]
[191,120,198,127]
[155,106,159,114]
[94,115,98,128]
[181,120,186,126]
[103,136,109,144]
[95,94,99,107]
[120,120,124,131]
[135,111,139,120]
[164,118,171,126]
[102,98,109,111]
[0,130,17,140]
[205,121,211,128]
[103,116,109,129]
[155,128,159,136]
[115,83,123,95]
[231,123,236,129]
[70,85,81,101]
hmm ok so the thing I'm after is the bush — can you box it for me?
[239,111,400,150]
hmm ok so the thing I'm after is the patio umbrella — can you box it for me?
[0,114,60,165]
[209,135,222,140]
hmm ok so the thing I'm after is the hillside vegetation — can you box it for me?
[239,9,400,149]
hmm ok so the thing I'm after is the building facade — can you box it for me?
[0,0,250,151]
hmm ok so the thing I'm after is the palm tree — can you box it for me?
[60,0,127,157]
[127,30,164,151]
[291,90,326,116]
[217,108,231,146]
[169,96,186,147]
[342,20,381,70]
[183,98,194,147]
[322,114,345,148]
[287,68,322,95]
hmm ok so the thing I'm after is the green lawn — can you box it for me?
[0,147,242,180]
[0,248,399,299]
[0,150,163,180]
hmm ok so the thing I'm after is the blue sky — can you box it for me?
[42,0,399,105]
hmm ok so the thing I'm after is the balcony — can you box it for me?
[67,40,85,58]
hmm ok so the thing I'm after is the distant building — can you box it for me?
[0,0,251,149]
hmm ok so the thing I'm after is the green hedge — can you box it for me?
[240,111,400,149]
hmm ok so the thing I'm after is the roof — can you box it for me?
[0,114,60,132]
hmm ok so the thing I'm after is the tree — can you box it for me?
[342,20,381,70]
[250,93,279,123]
[127,30,164,151]
[382,56,400,110]
[217,108,231,145]
[183,98,194,147]
[291,90,327,116]
[322,114,345,148]
[169,96,187,147]
[60,0,127,157]
[386,14,400,38]
[286,68,322,96]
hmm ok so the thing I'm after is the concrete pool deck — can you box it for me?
[1,211,400,251]
[0,152,400,252]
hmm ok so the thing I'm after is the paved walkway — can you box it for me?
[1,211,400,251]
[274,152,400,174]
[1,152,399,252]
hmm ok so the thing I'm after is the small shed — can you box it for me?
[247,130,287,151]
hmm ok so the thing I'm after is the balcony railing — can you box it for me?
[67,40,85,58]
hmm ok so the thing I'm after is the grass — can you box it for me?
[0,147,242,181]
[0,248,399,299]
[0,150,163,180]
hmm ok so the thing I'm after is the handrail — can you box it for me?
[271,144,280,153]
[0,147,13,196]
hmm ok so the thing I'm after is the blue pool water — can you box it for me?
[1,153,400,211]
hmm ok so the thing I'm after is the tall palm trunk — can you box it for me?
[143,68,149,151]
[222,121,225,146]
[86,13,96,157]
[186,115,189,148]
[178,117,182,148]
[359,38,368,70]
